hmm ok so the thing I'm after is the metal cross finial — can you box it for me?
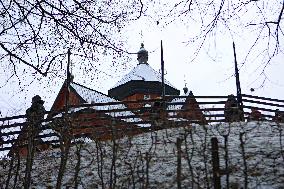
[140,30,144,44]
[184,74,187,87]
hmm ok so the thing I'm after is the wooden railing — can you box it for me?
[0,94,283,154]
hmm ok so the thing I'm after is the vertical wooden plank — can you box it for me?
[211,137,221,189]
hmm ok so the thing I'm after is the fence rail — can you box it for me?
[0,94,283,188]
[0,94,283,154]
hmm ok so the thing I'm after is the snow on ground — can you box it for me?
[0,121,283,188]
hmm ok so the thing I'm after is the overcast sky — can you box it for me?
[0,1,283,117]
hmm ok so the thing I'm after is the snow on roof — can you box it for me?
[167,91,194,112]
[70,82,117,104]
[110,63,177,89]
[70,82,150,127]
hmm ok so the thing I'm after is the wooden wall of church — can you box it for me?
[122,93,161,109]
[50,87,82,113]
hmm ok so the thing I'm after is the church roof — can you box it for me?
[70,79,184,114]
[70,82,150,127]
[70,82,118,104]
[110,63,177,90]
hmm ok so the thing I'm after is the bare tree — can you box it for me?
[0,0,145,84]
[156,0,284,85]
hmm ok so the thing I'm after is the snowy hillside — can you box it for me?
[0,121,283,188]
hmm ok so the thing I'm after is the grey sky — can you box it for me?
[0,0,283,116]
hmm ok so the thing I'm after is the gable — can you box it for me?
[50,81,120,113]
[49,82,85,112]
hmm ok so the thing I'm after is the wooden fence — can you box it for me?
[0,94,283,154]
[0,94,283,188]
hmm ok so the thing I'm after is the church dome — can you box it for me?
[108,43,180,100]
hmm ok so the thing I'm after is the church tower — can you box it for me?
[108,44,180,102]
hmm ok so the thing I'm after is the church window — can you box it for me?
[144,94,150,100]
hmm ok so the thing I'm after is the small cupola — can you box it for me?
[137,43,148,64]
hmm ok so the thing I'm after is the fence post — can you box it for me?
[239,132,248,189]
[176,138,182,189]
[223,135,230,189]
[211,137,221,189]
[24,95,45,189]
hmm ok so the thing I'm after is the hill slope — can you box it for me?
[0,121,283,188]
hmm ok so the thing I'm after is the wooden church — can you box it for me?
[10,44,206,156]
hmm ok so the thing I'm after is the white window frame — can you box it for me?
[144,94,150,100]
